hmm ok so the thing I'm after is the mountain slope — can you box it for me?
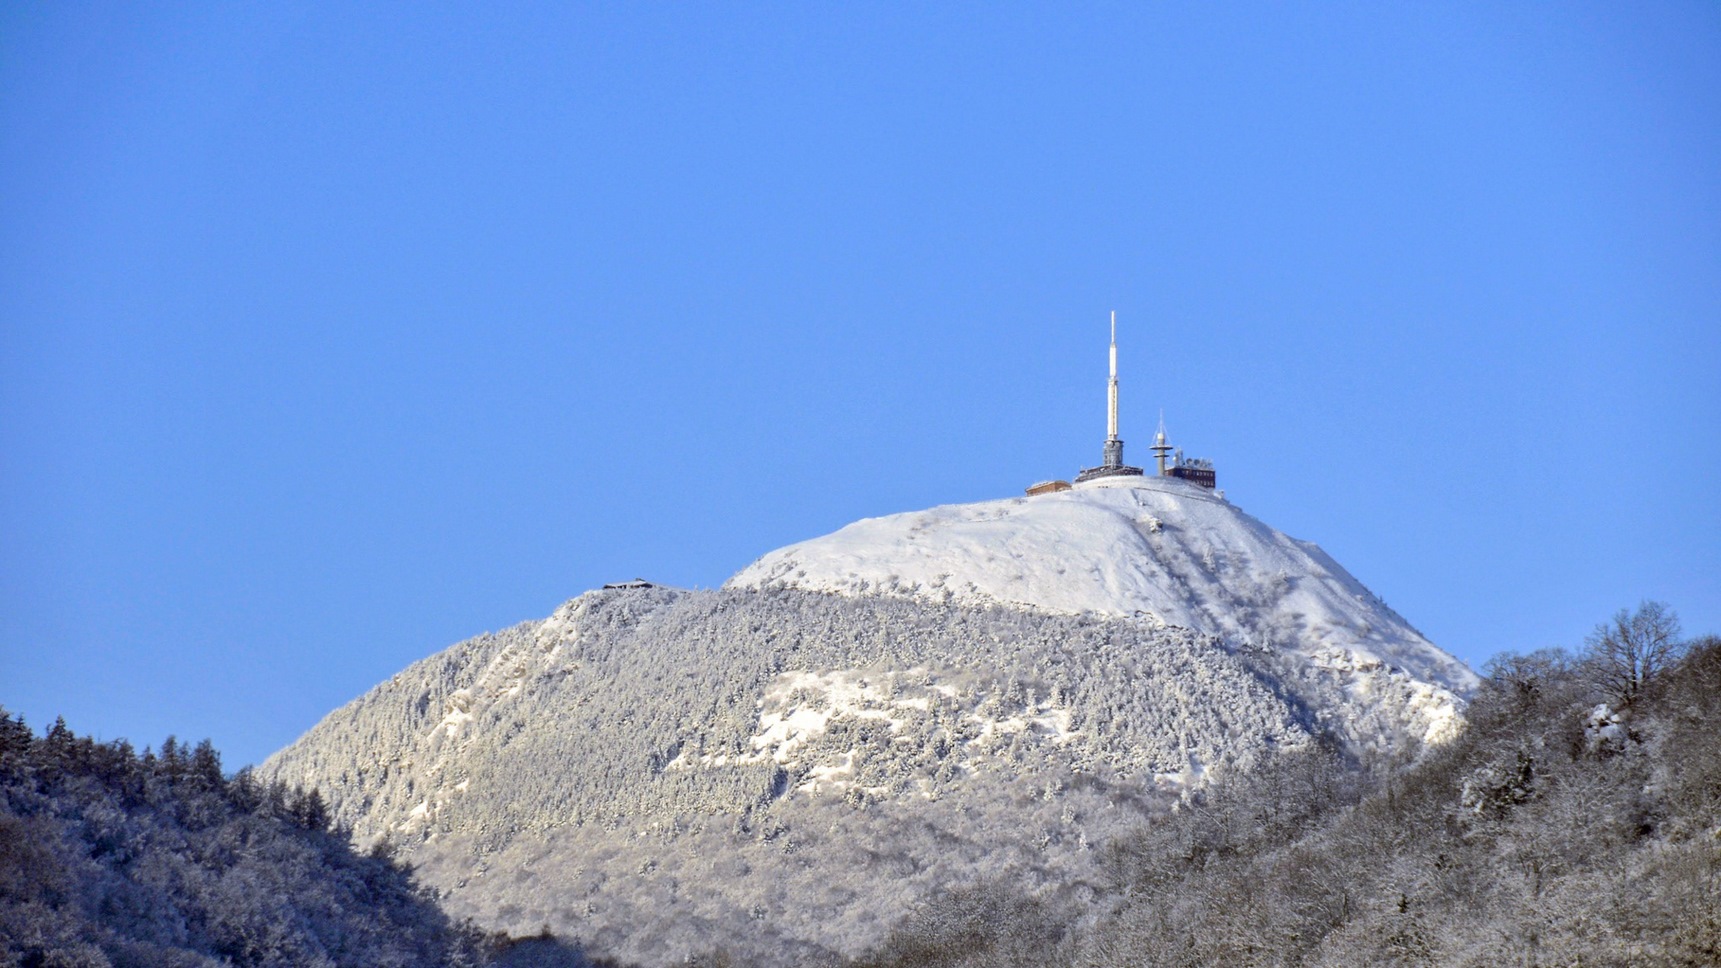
[265,477,1475,966]
[267,589,1307,964]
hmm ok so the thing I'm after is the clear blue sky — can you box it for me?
[4,4,1717,768]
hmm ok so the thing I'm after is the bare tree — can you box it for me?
[1584,601,1684,707]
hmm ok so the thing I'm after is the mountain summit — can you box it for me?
[732,474,1474,745]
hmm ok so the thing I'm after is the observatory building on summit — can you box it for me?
[1026,312,1218,496]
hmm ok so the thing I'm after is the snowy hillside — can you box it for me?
[730,475,1475,745]
[264,476,1479,966]
[267,589,1305,965]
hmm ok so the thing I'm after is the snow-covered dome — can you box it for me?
[728,474,1477,738]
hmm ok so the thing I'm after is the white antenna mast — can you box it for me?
[1076,308,1144,484]
[1106,310,1119,442]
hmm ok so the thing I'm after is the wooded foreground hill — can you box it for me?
[854,611,1721,967]
[0,713,610,967]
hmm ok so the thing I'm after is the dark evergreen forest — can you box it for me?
[0,712,614,967]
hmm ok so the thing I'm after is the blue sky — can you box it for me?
[3,3,1717,768]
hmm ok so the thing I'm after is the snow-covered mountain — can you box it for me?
[731,475,1474,745]
[264,476,1475,966]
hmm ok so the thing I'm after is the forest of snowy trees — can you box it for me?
[262,586,1351,964]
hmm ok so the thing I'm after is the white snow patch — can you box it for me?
[439,691,475,738]
[1586,703,1627,751]
[693,668,1087,796]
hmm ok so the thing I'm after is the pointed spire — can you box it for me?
[1151,409,1173,476]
